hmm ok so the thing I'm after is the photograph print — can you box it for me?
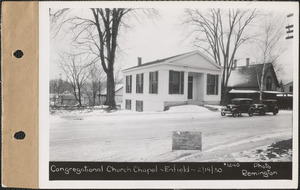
[48,2,296,177]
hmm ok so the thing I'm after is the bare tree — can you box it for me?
[49,78,72,94]
[87,62,105,106]
[184,9,257,104]
[59,52,93,106]
[50,8,157,109]
[253,13,286,100]
[114,62,123,86]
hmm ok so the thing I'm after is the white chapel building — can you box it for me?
[121,51,222,112]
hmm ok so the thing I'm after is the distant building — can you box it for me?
[122,51,222,112]
[98,84,123,106]
[283,81,293,93]
[50,91,89,106]
[276,81,293,110]
[227,59,280,103]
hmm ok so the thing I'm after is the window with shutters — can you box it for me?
[149,71,158,94]
[125,99,131,110]
[136,73,144,93]
[169,71,184,94]
[207,74,218,95]
[125,75,132,93]
[136,100,143,112]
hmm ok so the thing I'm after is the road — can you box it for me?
[50,109,293,162]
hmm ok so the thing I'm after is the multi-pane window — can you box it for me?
[125,75,132,93]
[136,73,144,93]
[149,71,158,94]
[207,74,218,95]
[136,100,143,112]
[125,99,131,110]
[289,86,293,93]
[266,76,272,90]
[169,71,184,94]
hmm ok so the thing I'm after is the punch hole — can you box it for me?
[14,131,26,140]
[13,50,23,58]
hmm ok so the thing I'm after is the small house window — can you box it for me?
[136,73,144,93]
[149,71,158,94]
[126,75,132,93]
[136,100,143,112]
[207,74,218,95]
[289,86,293,92]
[125,99,131,110]
[266,76,272,91]
[169,71,184,94]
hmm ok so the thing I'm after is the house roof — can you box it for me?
[100,84,123,95]
[284,81,293,86]
[123,50,220,72]
[227,63,280,88]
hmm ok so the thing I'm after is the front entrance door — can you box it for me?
[188,76,193,99]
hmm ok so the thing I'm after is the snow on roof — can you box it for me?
[227,63,279,88]
[229,89,259,93]
[229,89,283,94]
[276,94,293,97]
[263,91,283,94]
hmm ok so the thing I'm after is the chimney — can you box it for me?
[138,57,142,66]
[233,59,237,70]
[246,58,250,67]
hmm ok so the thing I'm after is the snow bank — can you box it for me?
[204,104,223,111]
[49,105,217,123]
[166,105,211,113]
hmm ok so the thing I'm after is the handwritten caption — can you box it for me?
[50,164,223,175]
[49,162,291,180]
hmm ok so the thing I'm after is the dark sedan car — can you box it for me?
[252,99,279,115]
[221,98,254,117]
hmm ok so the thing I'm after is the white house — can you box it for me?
[122,51,222,112]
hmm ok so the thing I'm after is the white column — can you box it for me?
[160,70,169,100]
[144,72,149,95]
[203,73,207,101]
[184,71,188,100]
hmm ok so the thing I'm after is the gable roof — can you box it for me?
[228,63,280,88]
[123,50,221,72]
[284,81,293,86]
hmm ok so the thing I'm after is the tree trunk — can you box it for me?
[221,86,228,106]
[259,63,266,101]
[92,92,96,106]
[105,71,116,109]
[78,87,82,107]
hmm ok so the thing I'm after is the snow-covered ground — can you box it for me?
[49,105,293,162]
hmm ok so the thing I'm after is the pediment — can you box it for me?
[168,52,221,71]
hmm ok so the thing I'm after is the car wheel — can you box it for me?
[248,109,254,117]
[273,108,278,115]
[221,112,226,116]
[232,110,239,117]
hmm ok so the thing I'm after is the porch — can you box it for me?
[186,72,205,105]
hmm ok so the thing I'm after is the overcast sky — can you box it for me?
[50,7,295,84]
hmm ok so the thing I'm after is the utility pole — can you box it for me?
[286,13,294,40]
